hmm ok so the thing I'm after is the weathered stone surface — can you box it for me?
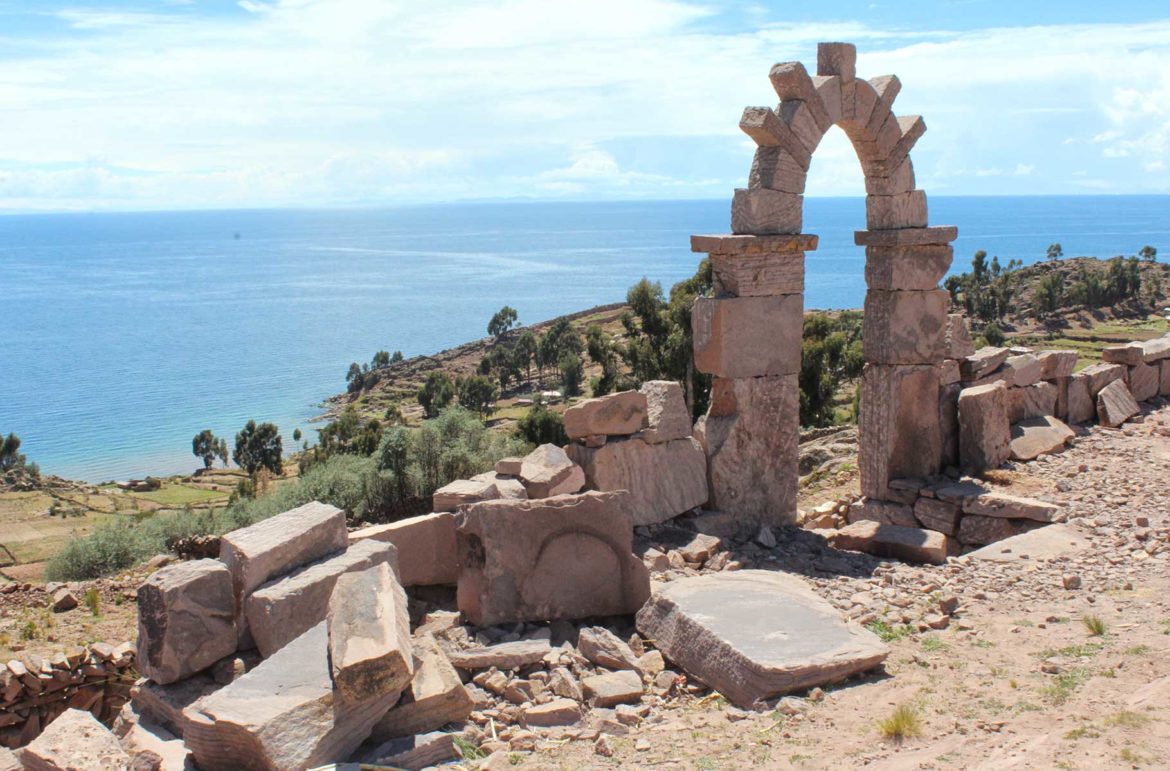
[328,562,413,702]
[581,670,644,708]
[1102,342,1144,366]
[710,250,804,296]
[698,375,799,526]
[1009,416,1075,461]
[730,188,803,235]
[747,146,807,193]
[563,390,647,439]
[1066,373,1095,423]
[183,623,399,771]
[131,674,220,739]
[1141,336,1170,363]
[1081,362,1125,396]
[578,627,640,671]
[691,233,818,256]
[960,346,1009,380]
[432,478,498,512]
[863,244,951,291]
[443,640,552,671]
[494,457,523,476]
[137,559,236,685]
[119,718,191,771]
[859,364,942,500]
[812,74,843,124]
[770,62,832,128]
[945,315,976,359]
[848,497,915,526]
[348,512,458,587]
[469,471,527,500]
[368,634,471,742]
[1128,361,1160,402]
[21,708,132,771]
[865,156,916,196]
[637,380,692,444]
[1162,360,1170,397]
[863,289,948,365]
[958,382,1010,472]
[833,520,948,564]
[219,501,347,646]
[246,539,398,658]
[913,497,960,536]
[739,106,812,169]
[966,523,1088,563]
[455,491,650,626]
[939,381,961,469]
[957,515,1039,547]
[0,749,18,771]
[637,571,887,708]
[692,294,802,378]
[854,225,957,247]
[566,437,707,526]
[937,358,961,385]
[522,699,583,727]
[1007,382,1058,423]
[961,492,1059,522]
[779,99,825,153]
[357,731,458,770]
[1037,350,1078,380]
[817,42,857,81]
[1097,379,1140,428]
[865,190,928,230]
[1001,354,1042,387]
[518,444,585,499]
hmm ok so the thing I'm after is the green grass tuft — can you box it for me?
[1082,614,1107,637]
[877,704,922,742]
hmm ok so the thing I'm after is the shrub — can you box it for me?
[45,519,159,582]
[982,322,1006,347]
[418,371,455,418]
[877,704,922,742]
[517,404,568,446]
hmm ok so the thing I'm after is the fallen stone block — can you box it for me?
[443,640,552,671]
[581,670,644,707]
[966,523,1088,563]
[692,295,802,378]
[1037,350,1078,380]
[21,708,131,771]
[1141,336,1170,363]
[470,471,527,500]
[131,674,220,739]
[577,627,640,671]
[848,498,915,527]
[1097,379,1140,428]
[1081,362,1125,396]
[957,515,1040,546]
[1001,354,1041,387]
[455,491,650,625]
[563,390,647,439]
[518,444,585,498]
[1007,381,1057,423]
[637,380,692,444]
[636,571,888,708]
[832,520,948,565]
[367,634,472,742]
[432,477,498,513]
[137,559,237,685]
[220,501,347,646]
[958,382,1010,472]
[495,457,523,476]
[566,436,707,526]
[246,538,398,658]
[523,698,583,727]
[355,731,458,770]
[1009,416,1074,461]
[1066,373,1095,423]
[182,623,400,771]
[1128,361,1160,402]
[1102,342,1144,366]
[945,314,976,359]
[960,346,1009,381]
[328,562,414,702]
[961,492,1059,522]
[348,512,458,587]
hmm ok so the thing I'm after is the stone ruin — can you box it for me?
[6,41,1170,770]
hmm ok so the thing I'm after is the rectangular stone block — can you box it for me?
[1007,382,1058,423]
[1080,362,1125,396]
[697,375,799,526]
[328,562,414,702]
[864,157,916,196]
[860,364,942,500]
[864,244,952,290]
[958,382,1010,472]
[1102,342,1144,366]
[937,359,961,386]
[843,77,877,125]
[834,520,948,564]
[1141,336,1170,363]
[769,61,832,131]
[432,477,498,513]
[812,74,842,124]
[865,190,928,230]
[816,42,857,82]
[710,251,804,296]
[855,226,958,247]
[21,708,131,771]
[960,346,1009,380]
[348,512,459,587]
[182,623,400,771]
[137,559,237,685]
[778,99,824,154]
[957,515,1038,547]
[913,497,959,536]
[692,294,802,377]
[1098,379,1140,427]
[863,289,949,365]
[1001,354,1042,387]
[563,390,647,439]
[219,501,347,647]
[739,106,811,168]
[454,491,651,626]
[1037,350,1078,380]
[1066,373,1095,423]
[1127,361,1159,402]
[637,380,693,444]
[747,147,807,194]
[246,538,399,659]
[946,315,976,360]
[731,188,803,235]
[691,233,817,256]
[367,634,472,743]
[1162,359,1170,397]
[566,437,708,526]
[855,110,902,162]
[884,115,926,170]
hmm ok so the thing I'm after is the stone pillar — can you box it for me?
[855,226,957,501]
[690,233,816,526]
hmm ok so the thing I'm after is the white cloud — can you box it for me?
[0,5,1169,209]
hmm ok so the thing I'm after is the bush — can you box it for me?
[45,519,158,582]
[418,371,455,418]
[517,404,568,446]
[982,322,1006,347]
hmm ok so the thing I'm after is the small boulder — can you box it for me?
[327,562,414,702]
[21,708,131,771]
[581,670,644,707]
[577,627,640,671]
[832,520,948,565]
[563,390,647,439]
[523,698,583,727]
[1009,415,1075,461]
[1098,379,1140,427]
[518,444,586,498]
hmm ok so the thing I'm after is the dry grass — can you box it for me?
[877,704,923,742]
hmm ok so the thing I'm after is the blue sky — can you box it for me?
[0,0,1168,211]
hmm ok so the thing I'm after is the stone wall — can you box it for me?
[0,641,134,749]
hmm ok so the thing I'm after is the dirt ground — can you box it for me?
[509,402,1170,770]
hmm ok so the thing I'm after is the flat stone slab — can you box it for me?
[368,633,472,742]
[636,571,889,708]
[961,491,1059,522]
[443,640,552,671]
[832,520,948,565]
[965,523,1088,564]
[353,730,458,770]
[328,562,413,702]
[348,512,458,587]
[1009,415,1075,461]
[21,708,132,771]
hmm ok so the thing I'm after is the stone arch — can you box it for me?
[691,42,959,525]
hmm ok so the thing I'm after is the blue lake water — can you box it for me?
[2,196,1168,481]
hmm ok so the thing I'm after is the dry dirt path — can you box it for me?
[519,403,1170,770]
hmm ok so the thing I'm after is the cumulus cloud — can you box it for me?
[0,3,1168,210]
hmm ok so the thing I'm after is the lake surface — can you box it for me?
[2,196,1168,481]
